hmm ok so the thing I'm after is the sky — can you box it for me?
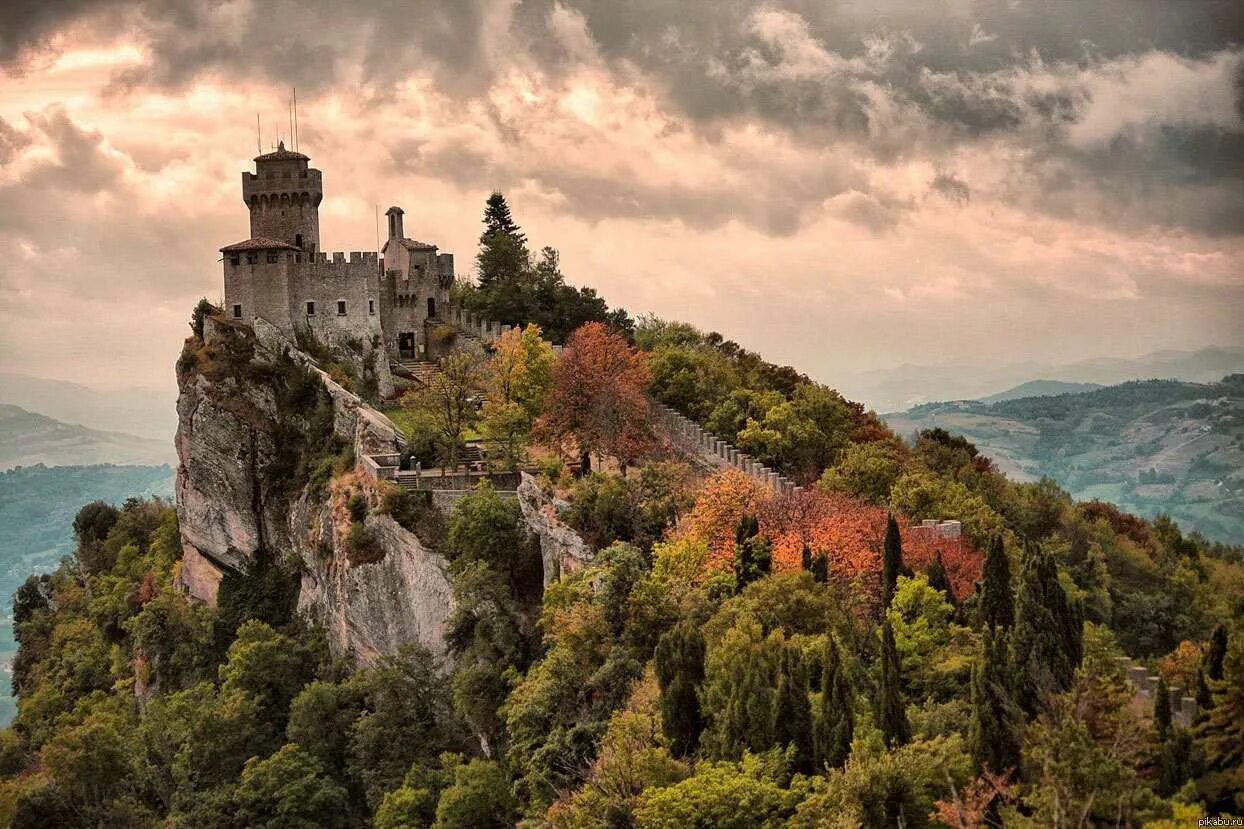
[0,0,1242,402]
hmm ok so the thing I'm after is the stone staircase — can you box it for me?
[393,359,441,387]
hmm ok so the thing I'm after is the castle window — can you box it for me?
[229,254,240,267]
[232,304,242,319]
[369,299,376,315]
[337,300,347,316]
[306,301,315,316]
[246,252,259,264]
[295,234,303,249]
[266,251,279,263]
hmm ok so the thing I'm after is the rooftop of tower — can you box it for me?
[254,140,308,163]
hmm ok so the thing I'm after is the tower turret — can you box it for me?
[242,141,322,251]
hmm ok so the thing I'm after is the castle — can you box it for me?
[220,142,454,363]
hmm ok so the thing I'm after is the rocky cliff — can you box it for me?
[175,316,453,663]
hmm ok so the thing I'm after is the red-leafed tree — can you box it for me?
[537,322,654,472]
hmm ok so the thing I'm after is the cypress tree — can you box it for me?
[815,636,854,769]
[925,550,956,607]
[981,534,1013,630]
[875,619,910,748]
[654,623,706,758]
[1195,667,1213,713]
[882,513,904,607]
[1194,633,1244,813]
[1153,675,1172,742]
[773,644,814,774]
[969,626,1020,774]
[1205,624,1228,681]
[1010,542,1083,715]
[734,515,771,591]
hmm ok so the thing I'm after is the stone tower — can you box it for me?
[242,141,322,251]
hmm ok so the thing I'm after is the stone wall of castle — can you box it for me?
[292,251,384,348]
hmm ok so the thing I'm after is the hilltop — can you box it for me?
[0,404,175,469]
[884,375,1244,544]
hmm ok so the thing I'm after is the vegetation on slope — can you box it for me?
[0,193,1241,827]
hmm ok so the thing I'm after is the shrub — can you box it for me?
[346,522,384,566]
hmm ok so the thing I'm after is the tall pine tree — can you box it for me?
[773,644,814,774]
[1153,675,1172,742]
[815,636,853,769]
[1010,542,1083,715]
[981,534,1013,630]
[875,619,911,748]
[654,623,706,757]
[476,192,531,316]
[969,626,1020,774]
[882,513,904,607]
[1195,631,1244,813]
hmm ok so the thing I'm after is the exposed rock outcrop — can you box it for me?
[517,472,594,585]
[175,316,453,662]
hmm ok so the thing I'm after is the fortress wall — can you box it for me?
[291,252,384,347]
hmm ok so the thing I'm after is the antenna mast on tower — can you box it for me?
[293,87,300,151]
[256,113,261,154]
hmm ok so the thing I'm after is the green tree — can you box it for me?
[773,644,814,774]
[733,515,771,591]
[1010,543,1083,715]
[234,743,349,829]
[923,550,956,608]
[1195,629,1244,813]
[815,636,853,770]
[701,623,778,759]
[1205,623,1228,681]
[1153,675,1171,741]
[876,619,911,749]
[882,513,904,607]
[633,755,793,829]
[403,349,486,473]
[434,757,517,829]
[969,626,1019,774]
[980,534,1013,630]
[654,623,706,758]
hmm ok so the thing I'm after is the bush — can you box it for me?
[190,298,220,340]
[346,522,384,566]
[347,492,369,523]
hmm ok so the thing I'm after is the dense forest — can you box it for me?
[0,195,1240,827]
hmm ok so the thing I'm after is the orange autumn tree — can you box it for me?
[537,322,654,472]
[760,490,888,591]
[674,468,771,572]
[900,525,983,602]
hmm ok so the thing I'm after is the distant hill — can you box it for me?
[0,464,174,723]
[0,404,175,469]
[883,374,1244,545]
[840,345,1244,413]
[980,380,1105,404]
[0,372,176,442]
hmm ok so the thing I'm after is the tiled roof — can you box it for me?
[220,237,299,252]
[397,237,437,251]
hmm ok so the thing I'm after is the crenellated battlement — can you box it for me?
[309,251,379,269]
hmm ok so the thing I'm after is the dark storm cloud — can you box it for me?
[2,0,1243,236]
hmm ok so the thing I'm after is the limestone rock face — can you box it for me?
[175,317,453,662]
[516,472,593,585]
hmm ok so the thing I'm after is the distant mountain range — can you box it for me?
[883,374,1244,545]
[840,345,1244,413]
[0,372,176,443]
[979,380,1104,404]
[0,404,176,469]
